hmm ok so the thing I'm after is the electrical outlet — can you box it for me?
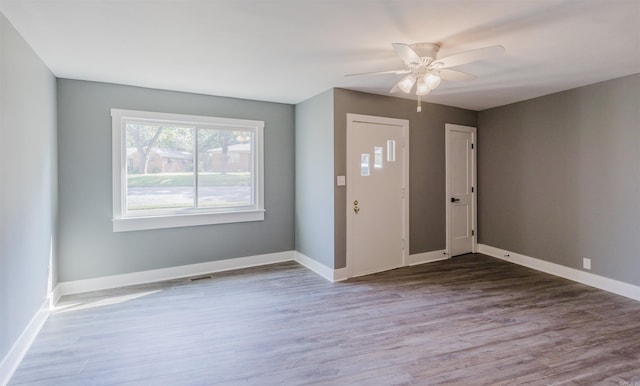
[583,258,591,270]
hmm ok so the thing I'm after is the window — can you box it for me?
[111,109,264,232]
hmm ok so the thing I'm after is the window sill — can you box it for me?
[113,209,265,232]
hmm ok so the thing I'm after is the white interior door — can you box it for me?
[347,114,409,277]
[446,124,476,257]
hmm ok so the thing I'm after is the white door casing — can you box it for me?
[346,114,409,278]
[446,124,477,257]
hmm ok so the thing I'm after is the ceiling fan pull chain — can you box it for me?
[417,95,422,112]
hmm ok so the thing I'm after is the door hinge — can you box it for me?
[471,186,474,193]
[471,143,474,149]
[471,230,475,236]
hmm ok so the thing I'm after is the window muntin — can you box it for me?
[112,109,264,232]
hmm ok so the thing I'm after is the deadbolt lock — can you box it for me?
[353,200,360,214]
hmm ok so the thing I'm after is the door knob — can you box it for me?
[451,197,460,203]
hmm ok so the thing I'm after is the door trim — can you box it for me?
[445,123,477,257]
[346,113,409,278]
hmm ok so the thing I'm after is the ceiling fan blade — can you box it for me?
[390,83,401,93]
[433,45,505,69]
[392,43,421,65]
[438,69,476,81]
[345,69,410,77]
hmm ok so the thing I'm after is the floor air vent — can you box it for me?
[188,274,213,282]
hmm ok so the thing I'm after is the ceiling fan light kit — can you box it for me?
[347,42,505,112]
[424,73,441,89]
[416,78,431,96]
[398,75,417,93]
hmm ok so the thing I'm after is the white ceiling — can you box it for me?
[1,0,639,111]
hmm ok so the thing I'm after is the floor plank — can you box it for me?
[9,254,640,385]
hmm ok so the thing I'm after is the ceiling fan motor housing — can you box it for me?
[409,42,440,61]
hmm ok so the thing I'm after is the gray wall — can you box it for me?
[294,89,335,267]
[478,73,640,286]
[333,89,477,268]
[57,79,294,282]
[0,13,57,360]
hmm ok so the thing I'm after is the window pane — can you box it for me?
[374,146,383,169]
[361,153,370,176]
[387,140,396,162]
[197,128,253,208]
[126,124,194,211]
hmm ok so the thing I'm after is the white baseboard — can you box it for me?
[55,251,295,297]
[294,252,334,282]
[49,285,62,308]
[296,250,450,283]
[332,267,350,282]
[477,244,640,302]
[294,252,351,282]
[0,300,50,386]
[407,250,449,266]
[54,248,457,298]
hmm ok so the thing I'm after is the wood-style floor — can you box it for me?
[10,254,640,385]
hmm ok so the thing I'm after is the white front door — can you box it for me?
[347,114,409,277]
[446,124,477,257]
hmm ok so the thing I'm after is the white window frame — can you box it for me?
[111,109,265,232]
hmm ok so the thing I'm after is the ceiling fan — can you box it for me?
[347,42,505,111]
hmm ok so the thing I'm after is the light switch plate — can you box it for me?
[337,176,346,186]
